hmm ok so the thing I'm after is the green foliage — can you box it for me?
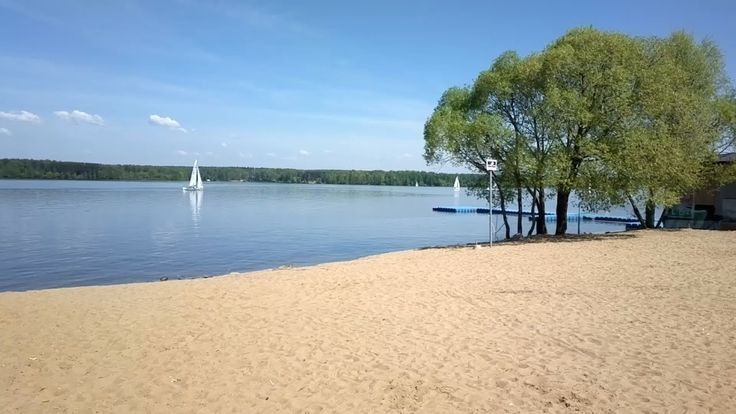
[598,31,730,223]
[540,28,643,190]
[424,26,735,233]
[715,92,736,154]
[425,53,554,236]
[0,159,474,187]
[424,87,509,172]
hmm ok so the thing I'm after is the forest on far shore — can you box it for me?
[0,158,476,187]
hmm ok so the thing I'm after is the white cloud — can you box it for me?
[0,110,41,123]
[54,110,104,125]
[205,151,214,156]
[0,127,11,136]
[238,152,252,159]
[266,152,277,157]
[221,142,228,148]
[176,150,188,156]
[298,149,310,156]
[148,114,186,132]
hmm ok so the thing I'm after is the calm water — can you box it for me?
[0,180,630,291]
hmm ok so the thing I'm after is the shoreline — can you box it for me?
[1,229,734,411]
[1,230,631,295]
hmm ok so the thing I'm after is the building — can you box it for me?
[672,153,736,229]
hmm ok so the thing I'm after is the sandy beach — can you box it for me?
[1,229,735,412]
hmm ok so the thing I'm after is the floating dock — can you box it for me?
[432,206,551,215]
[432,206,639,224]
[432,206,481,213]
[526,214,638,223]
[579,214,640,224]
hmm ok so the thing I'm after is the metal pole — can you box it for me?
[489,172,493,246]
[577,193,581,235]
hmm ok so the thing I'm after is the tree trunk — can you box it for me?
[535,187,548,235]
[627,195,646,227]
[555,188,570,235]
[516,187,523,236]
[498,187,511,240]
[645,200,656,229]
[527,190,537,237]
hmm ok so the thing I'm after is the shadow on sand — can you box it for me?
[418,230,656,250]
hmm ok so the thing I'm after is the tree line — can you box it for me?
[425,28,736,236]
[0,158,475,187]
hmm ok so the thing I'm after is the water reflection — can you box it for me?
[188,190,203,225]
[0,181,633,291]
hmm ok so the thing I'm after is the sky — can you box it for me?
[1,0,735,171]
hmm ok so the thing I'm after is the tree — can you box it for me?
[425,27,734,235]
[471,51,552,235]
[714,90,736,154]
[423,87,516,239]
[592,32,731,227]
[538,28,645,234]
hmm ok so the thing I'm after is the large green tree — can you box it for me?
[425,27,734,236]
[539,28,644,234]
[592,32,731,227]
[471,51,552,235]
[423,86,518,239]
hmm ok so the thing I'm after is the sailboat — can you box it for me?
[453,176,460,192]
[182,160,204,191]
[415,181,419,187]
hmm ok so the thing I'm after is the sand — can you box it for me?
[1,229,735,413]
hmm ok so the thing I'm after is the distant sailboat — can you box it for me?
[182,160,204,191]
[453,176,460,192]
[415,181,419,187]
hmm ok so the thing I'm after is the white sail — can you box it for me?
[415,181,419,187]
[195,165,203,189]
[453,176,460,192]
[188,160,198,187]
[183,160,204,191]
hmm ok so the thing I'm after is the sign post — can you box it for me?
[485,159,498,246]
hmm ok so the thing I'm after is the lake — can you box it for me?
[0,180,632,291]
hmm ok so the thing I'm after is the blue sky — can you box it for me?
[1,0,734,171]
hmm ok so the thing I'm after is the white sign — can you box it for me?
[485,159,498,172]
